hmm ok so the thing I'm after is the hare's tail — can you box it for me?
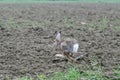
[73,44,79,53]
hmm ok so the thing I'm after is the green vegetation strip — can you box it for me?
[13,66,120,80]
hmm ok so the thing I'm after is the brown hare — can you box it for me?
[53,31,79,62]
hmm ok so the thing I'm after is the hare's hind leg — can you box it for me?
[64,52,76,63]
[69,54,77,63]
[66,53,81,63]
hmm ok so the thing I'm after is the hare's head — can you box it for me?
[53,31,61,48]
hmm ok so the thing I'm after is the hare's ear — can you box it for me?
[54,31,61,41]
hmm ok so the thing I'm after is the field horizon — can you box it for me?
[0,0,120,3]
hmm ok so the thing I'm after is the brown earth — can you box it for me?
[0,3,120,79]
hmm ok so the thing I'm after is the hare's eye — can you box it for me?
[53,40,56,42]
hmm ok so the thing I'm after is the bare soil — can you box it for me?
[0,3,120,79]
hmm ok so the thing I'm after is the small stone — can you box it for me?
[55,54,65,58]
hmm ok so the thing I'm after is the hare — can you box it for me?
[53,31,79,62]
